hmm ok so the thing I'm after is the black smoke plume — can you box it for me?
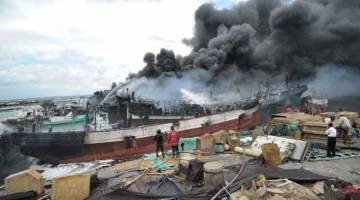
[123,0,360,102]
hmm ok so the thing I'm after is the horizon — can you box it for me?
[0,93,92,102]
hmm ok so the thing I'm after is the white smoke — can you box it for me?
[304,65,360,98]
[180,89,216,105]
[101,65,293,108]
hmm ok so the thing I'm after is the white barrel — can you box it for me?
[203,161,225,190]
[179,154,196,168]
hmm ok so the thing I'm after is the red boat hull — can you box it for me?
[60,108,260,163]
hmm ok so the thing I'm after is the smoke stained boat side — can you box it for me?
[10,82,306,164]
[12,105,260,163]
[11,131,86,162]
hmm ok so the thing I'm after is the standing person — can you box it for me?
[286,106,292,113]
[338,114,351,144]
[326,123,337,157]
[153,129,165,158]
[167,126,180,157]
[320,107,325,113]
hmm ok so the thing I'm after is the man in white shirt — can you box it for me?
[326,123,337,157]
[338,114,352,144]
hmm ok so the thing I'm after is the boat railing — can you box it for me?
[87,122,173,133]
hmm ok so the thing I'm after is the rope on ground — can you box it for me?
[37,194,50,200]
[224,187,233,200]
[210,160,247,200]
[122,168,151,189]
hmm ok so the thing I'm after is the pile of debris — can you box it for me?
[192,127,310,165]
[232,176,320,200]
[269,111,360,148]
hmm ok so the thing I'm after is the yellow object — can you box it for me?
[199,133,214,152]
[234,146,262,157]
[230,137,241,151]
[302,122,327,135]
[256,174,266,186]
[51,174,90,200]
[213,130,229,144]
[261,143,282,165]
[139,160,153,170]
[293,130,302,140]
[5,169,44,195]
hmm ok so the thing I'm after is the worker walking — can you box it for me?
[153,129,165,158]
[167,126,180,157]
[338,114,352,144]
[326,123,337,157]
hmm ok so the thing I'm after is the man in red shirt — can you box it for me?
[286,106,293,112]
[167,126,180,157]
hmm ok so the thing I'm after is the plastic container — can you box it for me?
[214,143,224,153]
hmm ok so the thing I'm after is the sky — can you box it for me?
[0,0,242,100]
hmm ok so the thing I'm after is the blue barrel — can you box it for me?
[214,143,224,153]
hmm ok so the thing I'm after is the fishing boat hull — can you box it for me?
[11,131,86,161]
[12,106,260,164]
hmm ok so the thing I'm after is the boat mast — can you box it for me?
[85,101,90,132]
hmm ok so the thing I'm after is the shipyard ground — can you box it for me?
[88,152,360,199]
[280,155,360,187]
[1,151,360,199]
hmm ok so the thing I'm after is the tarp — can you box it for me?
[130,177,182,196]
[101,177,182,200]
[180,184,215,200]
[101,187,214,200]
[178,137,198,152]
[100,189,178,200]
[236,131,252,138]
[142,155,175,170]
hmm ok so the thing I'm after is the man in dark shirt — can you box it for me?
[154,129,165,158]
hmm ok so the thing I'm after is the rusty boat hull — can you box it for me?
[12,106,260,164]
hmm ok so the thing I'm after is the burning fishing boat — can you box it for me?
[11,89,262,164]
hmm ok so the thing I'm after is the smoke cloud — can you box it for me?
[119,0,360,103]
[304,65,360,98]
